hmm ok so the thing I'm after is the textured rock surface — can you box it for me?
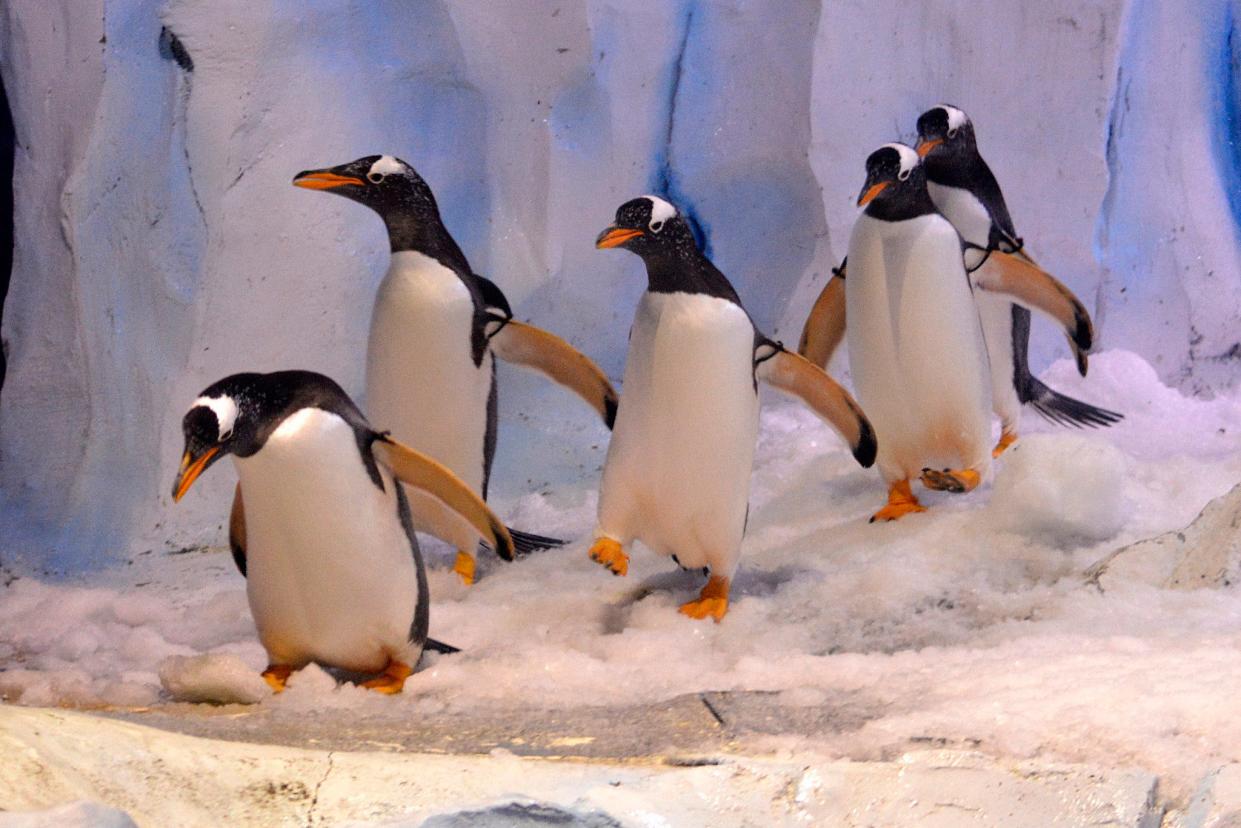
[0,706,1168,827]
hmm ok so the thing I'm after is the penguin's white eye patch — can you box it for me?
[194,395,239,441]
[649,219,665,233]
[368,172,385,184]
[898,168,911,182]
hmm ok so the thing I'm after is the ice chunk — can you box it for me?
[158,653,268,705]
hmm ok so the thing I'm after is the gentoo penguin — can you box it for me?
[915,104,1120,454]
[591,196,876,621]
[172,371,513,694]
[293,155,617,585]
[846,143,996,521]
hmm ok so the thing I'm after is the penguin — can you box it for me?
[915,104,1121,455]
[591,196,877,621]
[293,155,617,586]
[846,143,998,521]
[172,370,514,694]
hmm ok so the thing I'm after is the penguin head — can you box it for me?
[172,377,264,502]
[915,104,976,159]
[857,143,926,208]
[292,155,439,217]
[595,196,697,261]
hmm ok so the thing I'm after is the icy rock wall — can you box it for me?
[0,0,1237,569]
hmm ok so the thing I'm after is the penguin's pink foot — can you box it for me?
[870,480,927,522]
[992,430,1018,458]
[679,575,730,622]
[589,537,628,577]
[262,664,293,694]
[453,550,477,586]
[361,659,413,695]
[920,467,982,494]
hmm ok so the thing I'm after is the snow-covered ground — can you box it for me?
[2,350,1240,802]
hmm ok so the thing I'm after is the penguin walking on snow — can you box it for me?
[172,370,514,694]
[799,111,1119,457]
[846,144,1102,521]
[293,156,617,586]
[915,104,1121,455]
[847,144,993,520]
[591,196,877,621]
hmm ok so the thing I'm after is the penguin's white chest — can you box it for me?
[234,409,420,672]
[846,213,992,481]
[597,292,759,574]
[927,182,992,250]
[366,251,492,548]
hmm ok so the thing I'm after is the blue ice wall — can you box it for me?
[0,0,1236,570]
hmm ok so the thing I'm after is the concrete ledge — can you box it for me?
[0,706,1167,827]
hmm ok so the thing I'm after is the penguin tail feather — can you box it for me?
[1022,377,1123,428]
[424,638,461,655]
[507,528,567,556]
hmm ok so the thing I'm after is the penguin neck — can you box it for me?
[383,209,472,276]
[642,251,742,305]
[864,185,939,223]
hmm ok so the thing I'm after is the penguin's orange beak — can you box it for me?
[596,226,643,249]
[916,138,943,157]
[292,170,366,190]
[857,181,889,207]
[172,446,222,502]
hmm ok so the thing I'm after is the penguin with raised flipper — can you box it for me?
[914,104,1120,456]
[293,156,617,585]
[846,143,997,521]
[591,196,876,621]
[172,370,512,694]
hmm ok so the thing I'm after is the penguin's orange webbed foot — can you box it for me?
[870,480,926,522]
[262,664,293,694]
[992,431,1018,458]
[453,550,476,586]
[589,537,628,577]
[679,575,730,622]
[361,659,413,695]
[920,467,981,494]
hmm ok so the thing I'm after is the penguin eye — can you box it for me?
[368,172,385,184]
[649,219,665,233]
[897,168,911,182]
[947,128,959,140]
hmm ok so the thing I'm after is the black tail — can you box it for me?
[424,638,461,655]
[1020,376,1123,429]
[508,528,567,556]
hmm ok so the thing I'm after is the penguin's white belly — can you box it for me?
[846,213,991,482]
[235,409,420,673]
[366,251,492,549]
[928,182,1020,424]
[597,292,759,575]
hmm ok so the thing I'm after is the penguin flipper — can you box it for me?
[797,262,847,370]
[489,320,619,429]
[755,345,877,468]
[373,436,516,561]
[229,483,247,577]
[975,252,1094,376]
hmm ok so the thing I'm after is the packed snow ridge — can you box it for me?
[2,351,1241,798]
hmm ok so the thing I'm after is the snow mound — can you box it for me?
[987,433,1128,545]
[158,653,269,705]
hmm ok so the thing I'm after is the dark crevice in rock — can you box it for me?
[159,26,194,73]
[0,71,13,398]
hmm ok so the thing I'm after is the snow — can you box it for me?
[2,350,1240,799]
